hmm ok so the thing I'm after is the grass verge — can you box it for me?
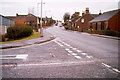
[1,32,41,43]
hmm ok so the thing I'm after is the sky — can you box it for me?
[0,0,119,21]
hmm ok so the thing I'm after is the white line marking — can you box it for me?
[67,50,73,53]
[71,53,77,56]
[86,56,93,58]
[74,56,81,59]
[65,48,70,51]
[0,54,28,60]
[102,63,120,73]
[54,41,63,47]
[102,63,111,68]
[81,53,87,56]
[112,68,120,73]
[76,50,82,53]
[15,54,28,60]
[72,48,77,50]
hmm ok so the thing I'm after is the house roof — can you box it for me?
[75,14,98,23]
[90,9,119,23]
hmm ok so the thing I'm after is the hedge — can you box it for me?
[7,26,33,39]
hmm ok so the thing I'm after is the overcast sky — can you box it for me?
[0,0,119,20]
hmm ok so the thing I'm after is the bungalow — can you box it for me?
[0,14,14,35]
[75,8,99,32]
[89,9,120,31]
[6,13,38,27]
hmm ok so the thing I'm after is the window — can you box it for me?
[81,19,84,23]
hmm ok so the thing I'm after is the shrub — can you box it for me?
[7,26,33,39]
[0,34,7,41]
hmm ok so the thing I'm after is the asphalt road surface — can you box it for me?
[1,25,120,78]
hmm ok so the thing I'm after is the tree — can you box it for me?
[63,12,70,22]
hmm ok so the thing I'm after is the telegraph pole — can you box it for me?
[40,0,45,37]
[37,0,44,37]
[40,0,43,36]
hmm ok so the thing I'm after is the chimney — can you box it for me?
[16,13,18,16]
[86,7,89,14]
[82,11,85,16]
[99,10,102,15]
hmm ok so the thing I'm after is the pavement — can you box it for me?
[0,30,55,49]
[0,28,119,49]
[91,34,120,40]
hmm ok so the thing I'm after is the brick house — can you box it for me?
[70,12,80,30]
[0,14,14,35]
[7,13,38,28]
[89,9,120,31]
[75,8,99,32]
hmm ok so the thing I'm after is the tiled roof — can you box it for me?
[90,9,119,23]
[75,13,98,23]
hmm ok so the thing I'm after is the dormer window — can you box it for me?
[81,19,84,23]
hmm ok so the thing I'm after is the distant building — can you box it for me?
[7,13,54,29]
[0,14,14,35]
[70,12,81,30]
[90,9,120,31]
[75,8,99,31]
[6,13,38,28]
[42,17,55,26]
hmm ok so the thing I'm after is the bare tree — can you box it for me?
[63,12,70,22]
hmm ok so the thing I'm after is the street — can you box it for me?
[1,25,119,78]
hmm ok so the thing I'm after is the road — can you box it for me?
[1,25,119,78]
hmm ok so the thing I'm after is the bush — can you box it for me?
[7,26,33,39]
[0,34,7,41]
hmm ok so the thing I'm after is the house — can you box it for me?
[42,17,55,27]
[0,14,14,35]
[89,9,120,31]
[6,13,38,28]
[75,8,99,32]
[70,12,80,30]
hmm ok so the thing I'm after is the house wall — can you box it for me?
[14,17,26,26]
[75,14,94,31]
[108,11,120,31]
[91,21,108,31]
[11,14,37,27]
[0,15,14,35]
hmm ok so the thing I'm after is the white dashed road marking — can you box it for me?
[15,54,28,59]
[102,63,120,73]
[86,56,93,58]
[67,50,73,53]
[102,63,111,68]
[65,48,70,51]
[54,39,94,60]
[81,53,87,56]
[71,53,77,56]
[76,50,82,53]
[0,54,28,60]
[74,56,81,59]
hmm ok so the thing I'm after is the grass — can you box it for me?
[1,32,41,43]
